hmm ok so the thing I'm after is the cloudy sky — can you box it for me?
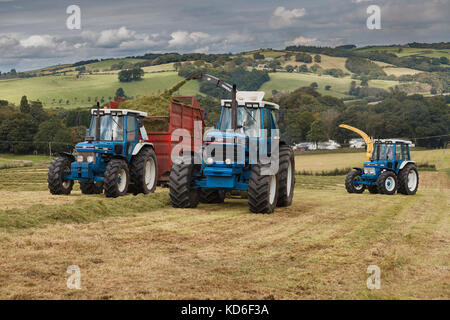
[0,0,448,72]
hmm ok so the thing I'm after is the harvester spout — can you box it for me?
[339,124,373,161]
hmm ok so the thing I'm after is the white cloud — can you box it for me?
[285,36,319,46]
[168,30,215,47]
[20,35,56,48]
[269,7,306,28]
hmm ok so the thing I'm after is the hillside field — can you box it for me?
[0,149,448,299]
[0,72,200,109]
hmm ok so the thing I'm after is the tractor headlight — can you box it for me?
[206,157,214,165]
[225,158,232,165]
[87,155,94,163]
[364,167,376,175]
[77,155,84,162]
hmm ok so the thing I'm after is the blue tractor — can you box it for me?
[48,104,158,197]
[345,139,419,195]
[169,74,295,213]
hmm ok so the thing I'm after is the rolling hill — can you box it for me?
[0,44,448,109]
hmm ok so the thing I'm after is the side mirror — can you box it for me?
[137,118,144,128]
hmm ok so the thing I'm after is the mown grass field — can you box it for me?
[0,149,448,299]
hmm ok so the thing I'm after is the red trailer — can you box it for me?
[143,96,204,185]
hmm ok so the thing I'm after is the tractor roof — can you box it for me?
[91,108,147,117]
[375,139,413,144]
[221,91,280,110]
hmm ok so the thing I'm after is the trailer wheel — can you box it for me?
[199,189,225,203]
[398,164,419,195]
[248,164,278,214]
[169,163,199,208]
[80,182,103,194]
[48,157,74,195]
[345,170,365,194]
[104,159,130,198]
[130,147,158,194]
[277,145,295,207]
[377,171,397,195]
[368,185,378,194]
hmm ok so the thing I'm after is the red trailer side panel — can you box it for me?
[145,96,204,184]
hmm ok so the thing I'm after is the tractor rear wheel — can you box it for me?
[199,189,225,203]
[104,159,130,198]
[398,164,419,195]
[80,182,103,194]
[368,185,378,194]
[377,171,397,195]
[248,164,278,214]
[48,157,74,195]
[277,145,295,207]
[345,170,365,194]
[169,163,199,208]
[130,147,158,195]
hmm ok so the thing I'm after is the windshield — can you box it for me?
[373,143,395,161]
[219,106,261,137]
[89,115,124,141]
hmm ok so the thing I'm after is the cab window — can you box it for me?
[395,144,403,160]
[127,115,137,141]
[263,108,279,139]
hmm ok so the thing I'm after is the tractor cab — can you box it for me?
[364,140,412,175]
[202,91,280,178]
[75,108,148,171]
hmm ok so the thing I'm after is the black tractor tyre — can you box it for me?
[248,164,279,214]
[80,181,103,194]
[199,189,226,203]
[104,159,130,198]
[368,185,378,194]
[130,147,158,195]
[48,157,74,195]
[345,170,365,194]
[277,145,295,207]
[377,171,397,195]
[398,164,419,195]
[169,163,199,208]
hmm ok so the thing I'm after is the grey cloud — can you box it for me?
[0,0,448,71]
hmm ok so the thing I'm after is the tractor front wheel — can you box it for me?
[104,159,130,198]
[345,170,365,194]
[368,185,378,194]
[169,163,199,208]
[80,182,103,194]
[48,157,74,195]
[130,147,158,195]
[377,171,397,195]
[277,145,295,207]
[398,164,419,195]
[248,164,278,214]
[199,189,225,203]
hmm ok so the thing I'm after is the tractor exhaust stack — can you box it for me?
[96,102,101,142]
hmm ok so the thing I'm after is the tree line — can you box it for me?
[273,87,449,148]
